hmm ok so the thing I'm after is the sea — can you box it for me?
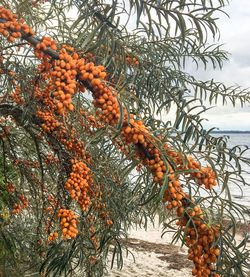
[212,133,250,208]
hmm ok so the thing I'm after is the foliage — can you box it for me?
[0,1,249,277]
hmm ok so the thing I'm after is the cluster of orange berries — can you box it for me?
[36,112,93,211]
[51,49,79,113]
[34,57,94,212]
[122,119,149,145]
[187,157,217,189]
[121,121,188,210]
[64,159,92,211]
[0,6,34,42]
[122,128,179,188]
[19,193,28,207]
[145,148,169,183]
[12,194,28,215]
[162,147,218,190]
[37,100,82,156]
[37,110,60,133]
[34,36,57,60]
[190,243,220,276]
[93,86,120,125]
[35,51,94,160]
[176,204,221,277]
[37,104,79,154]
[11,203,22,214]
[135,142,187,208]
[63,135,86,157]
[58,208,79,239]
[164,179,186,209]
[78,61,107,84]
[188,224,220,277]
[120,119,218,208]
[36,36,57,51]
[77,61,121,125]
[48,231,59,242]
[10,86,24,104]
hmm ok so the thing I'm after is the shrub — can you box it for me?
[0,1,249,276]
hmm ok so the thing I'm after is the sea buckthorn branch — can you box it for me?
[0,6,222,276]
[32,50,114,245]
[55,56,221,276]
[0,15,58,59]
[34,83,94,214]
[32,52,116,250]
[0,104,90,240]
[74,50,222,276]
[118,128,221,276]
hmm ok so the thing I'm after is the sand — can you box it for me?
[105,220,192,277]
[105,219,250,277]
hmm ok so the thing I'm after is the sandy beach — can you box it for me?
[105,219,250,277]
[106,220,193,277]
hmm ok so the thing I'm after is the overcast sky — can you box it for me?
[188,0,250,130]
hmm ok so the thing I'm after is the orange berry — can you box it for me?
[57,102,63,109]
[124,126,132,134]
[68,103,74,111]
